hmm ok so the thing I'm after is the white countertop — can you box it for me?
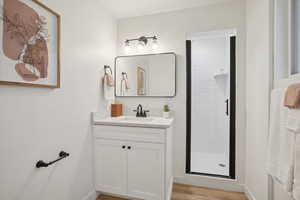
[92,113,174,128]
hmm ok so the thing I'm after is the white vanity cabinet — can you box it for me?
[93,119,173,200]
[94,139,127,195]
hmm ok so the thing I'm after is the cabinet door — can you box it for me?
[127,142,164,200]
[94,139,127,195]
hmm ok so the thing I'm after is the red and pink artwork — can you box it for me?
[0,0,60,88]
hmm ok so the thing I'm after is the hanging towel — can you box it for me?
[120,73,130,96]
[120,79,126,96]
[125,79,130,89]
[120,79,130,95]
[103,74,114,101]
[122,72,130,89]
[286,107,300,200]
[104,66,114,87]
[294,135,300,200]
[267,88,295,193]
[284,83,300,108]
[105,74,114,87]
[103,75,114,117]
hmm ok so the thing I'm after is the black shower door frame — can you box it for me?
[185,36,236,179]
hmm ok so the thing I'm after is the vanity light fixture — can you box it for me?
[124,36,158,51]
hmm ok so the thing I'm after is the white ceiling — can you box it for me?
[100,0,236,19]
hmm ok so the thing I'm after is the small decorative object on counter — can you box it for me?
[111,104,123,117]
[163,104,170,118]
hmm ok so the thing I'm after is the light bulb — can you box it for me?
[137,41,145,50]
[125,45,131,52]
[152,37,158,50]
[124,40,130,52]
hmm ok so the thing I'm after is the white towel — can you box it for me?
[104,75,114,101]
[287,108,300,200]
[120,79,125,96]
[294,135,300,200]
[267,88,295,193]
[103,75,114,116]
[120,78,130,96]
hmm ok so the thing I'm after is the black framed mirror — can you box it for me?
[115,52,176,97]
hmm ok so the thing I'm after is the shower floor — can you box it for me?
[191,152,229,176]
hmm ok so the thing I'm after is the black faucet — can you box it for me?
[133,104,149,117]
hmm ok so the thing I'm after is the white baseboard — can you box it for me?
[174,176,244,192]
[167,177,174,200]
[82,190,98,200]
[244,186,256,200]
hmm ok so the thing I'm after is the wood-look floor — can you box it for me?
[97,184,248,200]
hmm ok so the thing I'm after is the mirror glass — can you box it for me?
[115,53,176,97]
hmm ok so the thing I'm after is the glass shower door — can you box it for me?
[186,34,236,179]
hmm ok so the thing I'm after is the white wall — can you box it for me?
[116,0,246,191]
[0,0,117,200]
[245,0,272,199]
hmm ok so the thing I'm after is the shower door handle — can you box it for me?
[225,99,229,116]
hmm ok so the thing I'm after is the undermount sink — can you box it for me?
[111,116,155,122]
[92,113,173,128]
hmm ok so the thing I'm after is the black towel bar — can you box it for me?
[36,151,70,168]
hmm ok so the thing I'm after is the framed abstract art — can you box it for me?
[0,0,60,88]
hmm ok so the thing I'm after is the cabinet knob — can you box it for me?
[122,145,126,149]
[127,146,131,150]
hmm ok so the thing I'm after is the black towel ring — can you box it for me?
[104,65,112,75]
[122,72,128,79]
